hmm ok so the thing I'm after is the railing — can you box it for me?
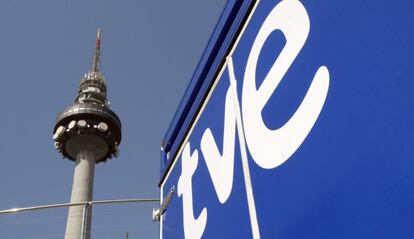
[0,198,160,239]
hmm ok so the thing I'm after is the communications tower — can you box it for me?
[52,29,122,239]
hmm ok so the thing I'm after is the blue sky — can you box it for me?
[0,0,225,238]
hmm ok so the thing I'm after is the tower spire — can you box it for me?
[92,28,101,72]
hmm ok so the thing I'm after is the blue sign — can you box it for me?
[160,0,414,238]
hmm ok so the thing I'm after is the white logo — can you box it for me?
[177,142,207,239]
[177,0,330,238]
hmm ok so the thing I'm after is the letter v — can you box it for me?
[201,85,236,203]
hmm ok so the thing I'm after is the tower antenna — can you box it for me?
[92,28,101,72]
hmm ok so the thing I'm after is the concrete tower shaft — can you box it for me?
[53,29,122,239]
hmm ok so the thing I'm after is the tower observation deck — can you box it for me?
[52,29,122,239]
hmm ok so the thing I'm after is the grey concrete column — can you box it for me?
[64,150,95,239]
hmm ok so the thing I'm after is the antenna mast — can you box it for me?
[92,28,101,72]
